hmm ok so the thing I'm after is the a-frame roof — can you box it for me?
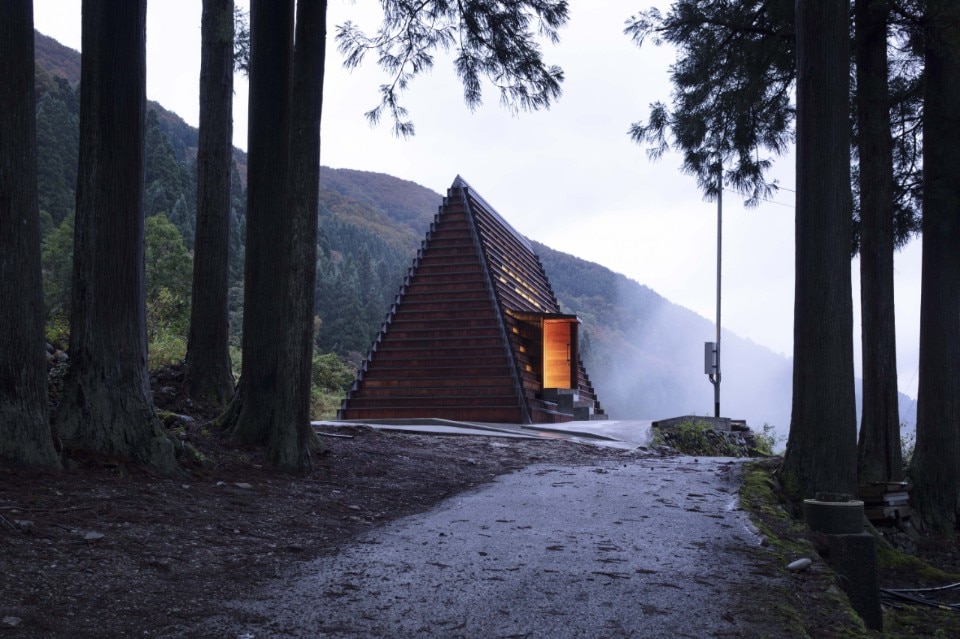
[338,177,605,424]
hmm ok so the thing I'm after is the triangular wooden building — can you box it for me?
[338,177,606,424]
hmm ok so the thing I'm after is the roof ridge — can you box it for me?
[451,176,533,253]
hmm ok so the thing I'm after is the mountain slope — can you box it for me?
[32,30,797,436]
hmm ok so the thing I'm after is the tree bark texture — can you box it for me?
[854,0,903,483]
[782,0,858,499]
[185,0,236,409]
[280,0,327,467]
[911,0,960,534]
[0,0,61,468]
[225,0,312,472]
[53,0,178,476]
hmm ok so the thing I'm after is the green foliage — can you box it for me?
[42,212,195,366]
[653,419,711,453]
[626,0,921,251]
[312,353,357,393]
[35,71,79,225]
[315,256,373,356]
[625,0,795,205]
[739,461,808,543]
[147,103,200,161]
[44,314,70,352]
[145,110,196,247]
[147,328,187,371]
[144,213,193,369]
[146,215,193,302]
[753,423,781,456]
[41,214,75,323]
[314,210,412,357]
[336,0,568,136]
[228,163,246,288]
[309,390,340,421]
[901,426,916,470]
[233,5,250,75]
[229,344,243,380]
[653,419,742,456]
[310,353,357,419]
[145,214,193,350]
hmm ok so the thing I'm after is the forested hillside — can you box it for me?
[34,32,431,367]
[34,30,796,433]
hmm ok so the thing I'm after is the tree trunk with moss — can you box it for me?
[0,0,61,469]
[185,0,237,409]
[53,0,178,476]
[781,0,858,499]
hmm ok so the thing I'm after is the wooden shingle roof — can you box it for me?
[338,177,605,424]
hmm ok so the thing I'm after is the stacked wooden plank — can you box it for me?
[338,177,606,424]
[858,482,911,524]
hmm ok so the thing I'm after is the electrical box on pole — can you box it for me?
[704,342,717,375]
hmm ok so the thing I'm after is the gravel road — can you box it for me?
[197,456,797,638]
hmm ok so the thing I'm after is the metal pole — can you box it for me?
[715,174,722,417]
[710,165,722,418]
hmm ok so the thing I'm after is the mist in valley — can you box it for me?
[538,243,916,450]
[580,271,794,443]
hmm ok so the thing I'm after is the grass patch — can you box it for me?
[653,418,743,456]
[738,459,871,638]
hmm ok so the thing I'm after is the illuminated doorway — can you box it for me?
[542,317,579,390]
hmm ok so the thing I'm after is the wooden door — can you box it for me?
[542,319,577,389]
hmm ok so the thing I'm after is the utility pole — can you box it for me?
[708,164,722,418]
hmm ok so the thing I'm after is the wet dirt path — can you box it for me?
[194,457,793,638]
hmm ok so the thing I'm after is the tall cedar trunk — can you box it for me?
[185,0,236,408]
[855,0,902,482]
[282,0,327,463]
[911,0,960,534]
[0,0,61,468]
[781,0,857,499]
[222,0,311,471]
[53,0,178,476]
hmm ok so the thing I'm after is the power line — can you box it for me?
[717,186,795,209]
[756,196,795,209]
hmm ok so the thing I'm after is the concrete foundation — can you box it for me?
[825,533,883,631]
[803,499,865,535]
[804,499,881,631]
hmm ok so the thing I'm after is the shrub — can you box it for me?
[653,418,743,456]
[901,427,915,471]
[148,331,187,371]
[310,353,357,420]
[752,423,780,456]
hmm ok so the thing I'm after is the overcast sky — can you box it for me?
[33,0,925,404]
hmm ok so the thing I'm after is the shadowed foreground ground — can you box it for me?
[2,425,958,637]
